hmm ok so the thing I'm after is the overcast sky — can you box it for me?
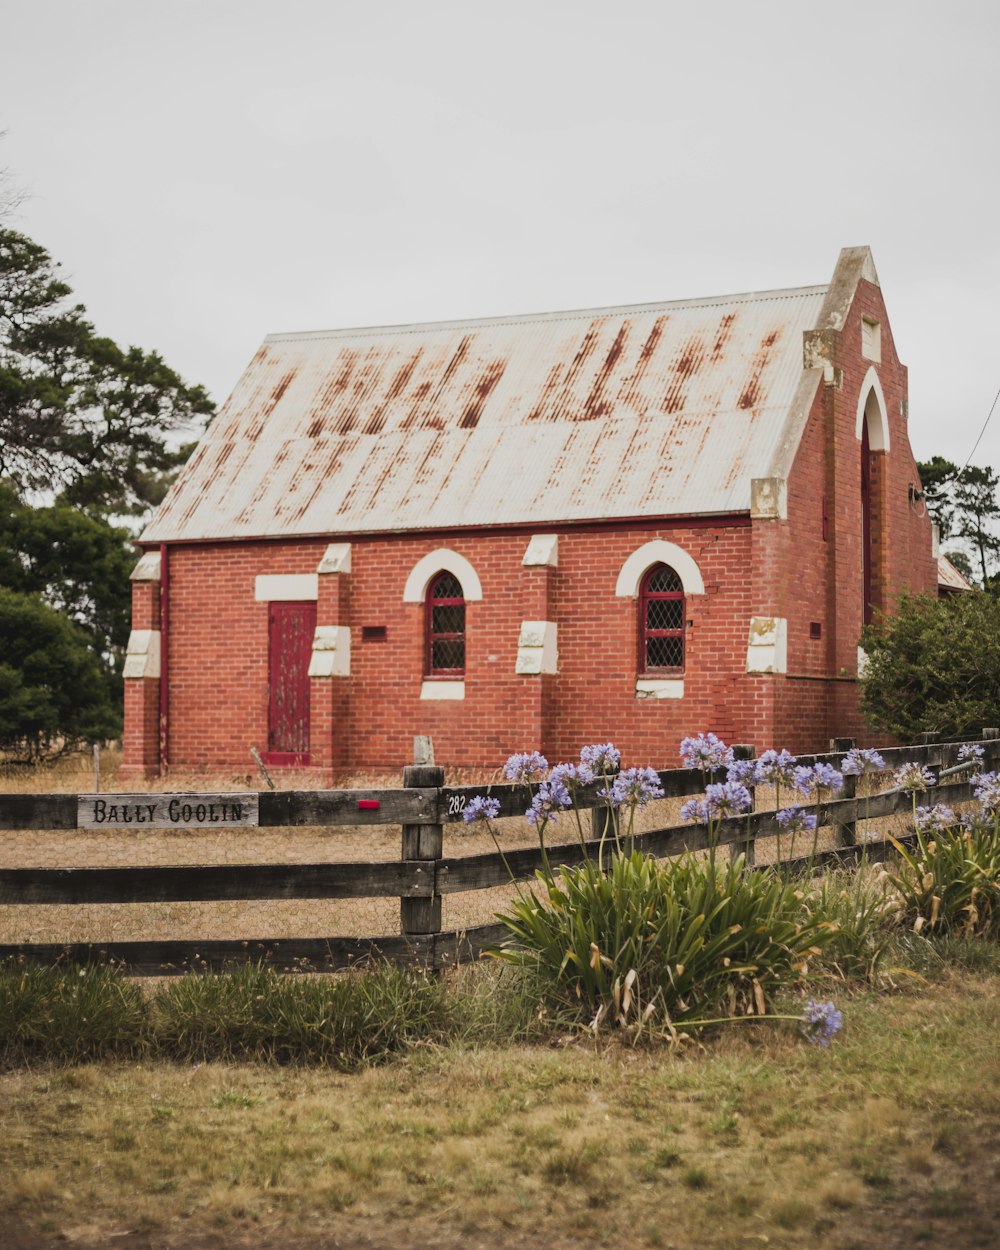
[3,0,998,471]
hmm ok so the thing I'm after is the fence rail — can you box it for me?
[1,732,997,975]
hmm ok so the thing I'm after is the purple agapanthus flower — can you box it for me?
[803,1000,843,1047]
[726,758,757,786]
[704,781,752,819]
[793,763,844,797]
[679,733,734,774]
[957,743,985,765]
[525,777,572,825]
[776,804,817,833]
[974,771,1000,817]
[462,795,501,823]
[503,751,548,783]
[549,762,583,788]
[841,747,886,776]
[754,749,798,788]
[578,743,620,782]
[913,804,956,835]
[680,797,708,824]
[601,766,664,810]
[895,763,936,794]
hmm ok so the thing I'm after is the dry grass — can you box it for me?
[2,965,999,1249]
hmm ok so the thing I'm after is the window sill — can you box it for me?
[420,680,465,701]
[635,678,684,700]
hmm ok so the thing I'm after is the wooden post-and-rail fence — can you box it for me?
[1,733,998,977]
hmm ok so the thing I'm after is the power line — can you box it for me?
[962,383,1000,471]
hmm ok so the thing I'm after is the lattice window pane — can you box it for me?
[432,604,465,634]
[647,565,682,593]
[432,638,465,671]
[432,573,463,599]
[647,635,683,668]
[647,598,683,631]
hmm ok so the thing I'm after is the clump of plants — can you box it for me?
[886,747,1000,939]
[0,959,149,1063]
[467,737,841,1036]
[149,961,449,1064]
[0,959,450,1068]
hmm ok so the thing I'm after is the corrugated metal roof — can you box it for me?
[938,555,975,593]
[142,283,829,543]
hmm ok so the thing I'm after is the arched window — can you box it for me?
[639,564,684,672]
[426,572,465,676]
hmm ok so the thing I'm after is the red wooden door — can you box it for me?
[266,602,316,764]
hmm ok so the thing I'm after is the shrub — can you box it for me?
[859,592,1000,741]
[806,867,897,981]
[495,849,837,1029]
[885,816,1000,939]
[149,961,448,1065]
[0,960,149,1063]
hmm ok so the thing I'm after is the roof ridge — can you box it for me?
[264,283,830,343]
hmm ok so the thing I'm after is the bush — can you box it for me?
[149,962,448,1065]
[886,817,1000,939]
[0,960,451,1067]
[806,867,897,981]
[495,850,837,1029]
[0,961,148,1063]
[860,592,1000,741]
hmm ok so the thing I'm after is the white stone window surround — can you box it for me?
[420,680,465,701]
[615,540,704,700]
[404,550,481,699]
[614,540,706,599]
[855,366,891,452]
[402,549,483,602]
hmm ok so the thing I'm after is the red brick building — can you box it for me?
[122,247,936,779]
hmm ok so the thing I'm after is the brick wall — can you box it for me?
[152,520,760,773]
[125,277,937,774]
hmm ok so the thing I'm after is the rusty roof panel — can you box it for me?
[143,284,828,543]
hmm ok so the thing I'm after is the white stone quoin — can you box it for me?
[522,534,559,567]
[129,551,162,582]
[317,543,352,575]
[307,625,351,677]
[746,617,788,673]
[515,621,558,674]
[123,629,161,680]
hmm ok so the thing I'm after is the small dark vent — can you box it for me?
[362,625,387,643]
[809,622,822,639]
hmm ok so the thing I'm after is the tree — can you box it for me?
[0,222,211,755]
[0,588,120,760]
[0,227,212,517]
[917,456,1000,588]
[0,479,134,685]
[860,593,1000,741]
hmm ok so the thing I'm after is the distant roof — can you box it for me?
[142,260,868,543]
[938,554,975,593]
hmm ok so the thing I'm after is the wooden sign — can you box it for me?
[77,793,259,830]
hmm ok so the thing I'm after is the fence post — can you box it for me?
[729,744,756,866]
[401,764,445,957]
[830,738,856,848]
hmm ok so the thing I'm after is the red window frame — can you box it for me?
[639,563,685,673]
[425,572,466,677]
